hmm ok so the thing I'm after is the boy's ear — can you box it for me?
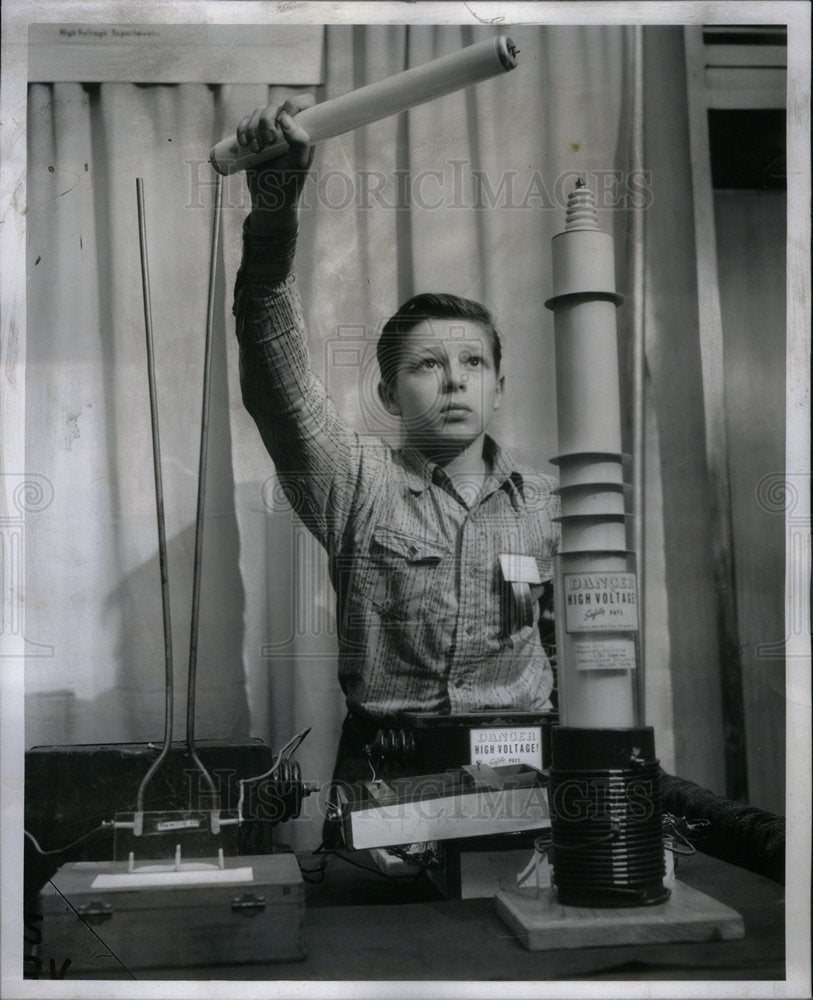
[378,379,401,416]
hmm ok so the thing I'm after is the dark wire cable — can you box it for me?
[663,812,706,856]
[280,727,310,762]
[135,177,174,815]
[296,840,331,881]
[25,823,113,856]
[186,174,224,805]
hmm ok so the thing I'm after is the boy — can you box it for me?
[233,96,559,787]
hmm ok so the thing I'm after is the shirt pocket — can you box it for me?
[364,524,450,622]
[501,554,555,639]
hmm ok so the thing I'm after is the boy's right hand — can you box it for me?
[238,94,315,228]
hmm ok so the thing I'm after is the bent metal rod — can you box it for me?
[134,177,222,815]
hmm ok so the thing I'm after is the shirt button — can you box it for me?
[453,677,465,688]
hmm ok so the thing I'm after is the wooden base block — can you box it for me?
[495,879,745,951]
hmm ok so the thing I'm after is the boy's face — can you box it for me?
[379,319,505,453]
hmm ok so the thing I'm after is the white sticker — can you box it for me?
[154,819,201,832]
[573,637,637,671]
[563,572,639,632]
[469,726,543,768]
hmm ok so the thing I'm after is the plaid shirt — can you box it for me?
[234,247,559,720]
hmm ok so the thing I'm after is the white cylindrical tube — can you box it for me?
[210,35,518,174]
[559,515,627,552]
[553,299,624,456]
[555,455,625,488]
[547,183,638,729]
[549,228,622,302]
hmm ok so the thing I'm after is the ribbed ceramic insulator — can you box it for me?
[565,185,600,231]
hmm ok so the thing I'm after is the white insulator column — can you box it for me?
[546,182,639,728]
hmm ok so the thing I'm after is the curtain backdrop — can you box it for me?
[25,24,729,848]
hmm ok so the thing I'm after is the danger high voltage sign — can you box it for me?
[563,572,639,632]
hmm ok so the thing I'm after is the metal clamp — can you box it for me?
[231,893,267,917]
[77,900,113,925]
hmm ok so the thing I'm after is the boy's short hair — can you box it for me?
[377,292,503,386]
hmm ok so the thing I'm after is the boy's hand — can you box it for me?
[238,93,315,230]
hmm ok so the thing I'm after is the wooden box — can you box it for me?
[37,853,306,975]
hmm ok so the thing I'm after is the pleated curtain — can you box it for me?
[25,24,725,847]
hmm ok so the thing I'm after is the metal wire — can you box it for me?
[234,727,311,822]
[186,174,224,804]
[135,177,174,815]
[25,823,114,856]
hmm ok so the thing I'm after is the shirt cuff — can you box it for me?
[238,216,299,284]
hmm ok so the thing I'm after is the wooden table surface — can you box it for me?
[56,847,784,983]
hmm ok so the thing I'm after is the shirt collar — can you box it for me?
[398,436,527,508]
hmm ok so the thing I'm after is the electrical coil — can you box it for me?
[549,727,669,907]
[273,759,306,820]
[366,728,417,776]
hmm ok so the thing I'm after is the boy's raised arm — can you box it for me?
[233,97,374,551]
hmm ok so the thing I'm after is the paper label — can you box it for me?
[469,726,543,768]
[563,572,639,632]
[499,554,541,585]
[91,867,254,890]
[573,637,637,671]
